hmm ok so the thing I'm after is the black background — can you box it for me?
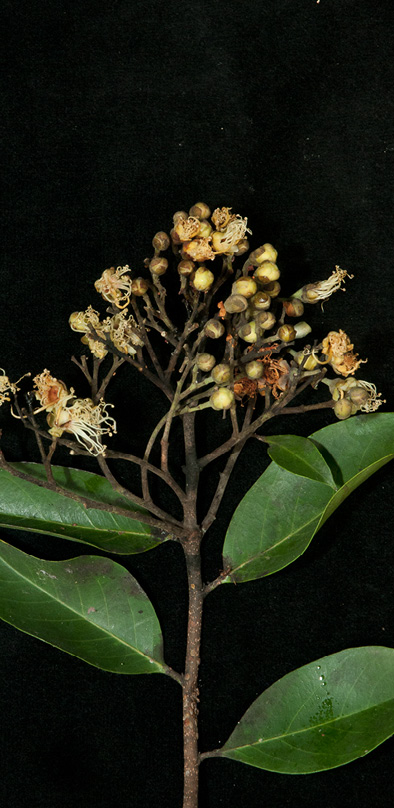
[1,1,394,806]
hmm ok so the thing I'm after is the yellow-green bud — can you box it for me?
[189,202,211,219]
[249,243,278,264]
[294,351,319,370]
[232,277,258,298]
[196,353,216,372]
[347,386,370,406]
[210,387,234,411]
[192,267,214,291]
[173,210,188,224]
[250,290,271,310]
[211,363,231,384]
[245,360,264,379]
[69,312,88,332]
[328,377,357,400]
[130,277,149,296]
[152,231,170,251]
[234,238,250,256]
[278,324,296,342]
[149,256,168,276]
[283,298,305,317]
[224,294,248,313]
[205,319,225,339]
[255,310,276,329]
[254,261,280,284]
[178,259,195,276]
[238,321,260,343]
[334,398,356,420]
[293,321,312,339]
[261,280,281,298]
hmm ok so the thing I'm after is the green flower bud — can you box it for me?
[283,298,305,317]
[255,310,276,330]
[205,319,225,339]
[224,294,248,313]
[261,280,281,298]
[250,290,271,310]
[192,267,214,291]
[293,351,319,370]
[210,387,234,411]
[196,353,216,372]
[130,277,149,296]
[254,261,280,283]
[178,259,195,276]
[197,219,213,238]
[334,398,356,420]
[189,202,211,219]
[245,360,264,379]
[149,257,168,276]
[211,363,231,384]
[173,210,188,224]
[293,321,312,339]
[347,386,371,406]
[152,231,170,251]
[277,324,296,342]
[232,277,258,299]
[234,238,250,256]
[249,243,278,265]
[238,321,260,343]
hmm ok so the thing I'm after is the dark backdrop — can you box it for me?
[1,1,394,806]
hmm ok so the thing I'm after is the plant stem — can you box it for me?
[181,530,203,808]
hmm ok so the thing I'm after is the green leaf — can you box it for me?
[266,434,337,487]
[219,646,394,773]
[0,540,168,675]
[0,463,163,554]
[222,413,394,583]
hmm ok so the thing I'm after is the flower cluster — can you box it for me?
[33,370,116,455]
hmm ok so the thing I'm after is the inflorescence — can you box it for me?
[0,203,384,456]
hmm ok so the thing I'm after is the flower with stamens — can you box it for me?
[0,369,18,406]
[211,215,252,255]
[173,216,201,242]
[105,312,144,355]
[320,329,366,377]
[47,398,116,455]
[33,369,73,412]
[94,266,133,309]
[182,238,216,262]
[211,207,235,231]
[296,266,353,305]
[69,307,109,358]
[348,380,385,412]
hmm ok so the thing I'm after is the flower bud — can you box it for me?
[224,294,248,313]
[249,243,278,265]
[233,238,249,256]
[334,398,356,420]
[232,277,258,298]
[255,310,276,329]
[210,387,234,411]
[178,259,195,276]
[152,231,170,251]
[283,298,305,317]
[196,353,216,372]
[238,321,260,343]
[192,267,214,291]
[293,351,319,370]
[197,219,213,238]
[293,321,312,339]
[250,291,271,310]
[261,280,281,298]
[277,324,296,342]
[149,257,168,276]
[173,210,188,224]
[205,319,225,339]
[254,261,280,284]
[211,363,231,384]
[189,202,211,219]
[245,360,264,380]
[347,386,370,406]
[130,277,149,296]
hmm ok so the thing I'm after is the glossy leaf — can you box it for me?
[0,463,164,554]
[0,540,168,675]
[222,413,394,583]
[266,434,336,487]
[220,646,394,773]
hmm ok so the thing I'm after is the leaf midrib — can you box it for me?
[0,551,164,669]
[223,695,394,753]
[268,445,336,489]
